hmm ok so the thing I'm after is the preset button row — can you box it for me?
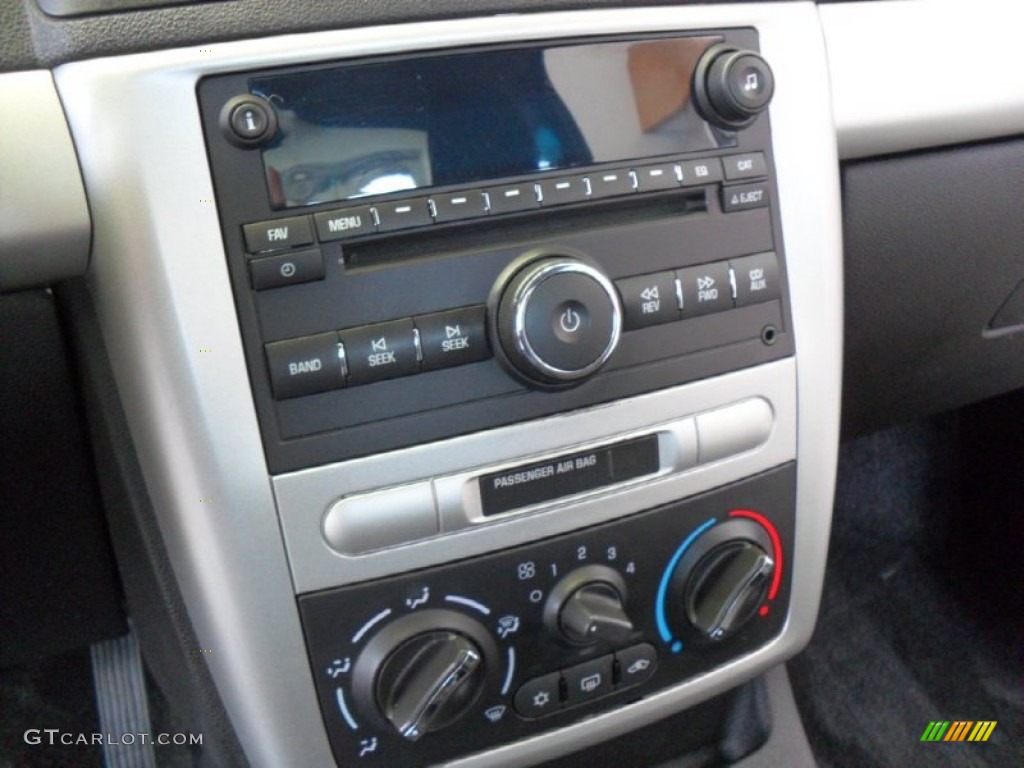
[616,252,781,331]
[264,306,488,400]
[242,153,768,253]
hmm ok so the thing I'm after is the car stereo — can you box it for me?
[197,25,803,768]
[199,28,790,475]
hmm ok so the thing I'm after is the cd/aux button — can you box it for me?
[731,252,780,306]
[340,319,419,385]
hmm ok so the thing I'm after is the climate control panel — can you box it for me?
[299,464,794,766]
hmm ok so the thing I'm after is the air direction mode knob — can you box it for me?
[491,252,622,387]
[375,631,484,741]
[694,44,775,129]
[351,610,499,741]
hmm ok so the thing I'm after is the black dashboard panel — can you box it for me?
[841,138,1024,435]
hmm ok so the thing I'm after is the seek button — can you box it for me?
[414,306,490,371]
[340,320,418,385]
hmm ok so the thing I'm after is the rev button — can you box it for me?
[340,319,418,385]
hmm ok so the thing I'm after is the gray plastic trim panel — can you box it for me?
[0,71,90,291]
[54,3,841,767]
[823,0,1024,159]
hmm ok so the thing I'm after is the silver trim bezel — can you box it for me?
[54,4,842,767]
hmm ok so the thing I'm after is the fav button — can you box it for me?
[563,655,614,705]
[264,332,344,399]
[242,216,314,253]
[339,319,419,385]
[414,306,490,371]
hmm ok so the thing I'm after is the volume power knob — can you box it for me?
[491,252,622,387]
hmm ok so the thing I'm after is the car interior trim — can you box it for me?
[823,0,1024,159]
[53,3,842,765]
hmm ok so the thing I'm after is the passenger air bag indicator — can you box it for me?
[479,435,659,516]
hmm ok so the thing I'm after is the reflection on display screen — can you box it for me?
[252,37,735,209]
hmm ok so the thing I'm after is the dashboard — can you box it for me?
[1,1,1022,767]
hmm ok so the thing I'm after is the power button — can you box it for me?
[493,255,622,387]
[554,301,588,342]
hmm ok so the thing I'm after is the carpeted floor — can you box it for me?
[789,394,1024,768]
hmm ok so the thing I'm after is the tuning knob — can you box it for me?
[694,44,775,129]
[352,610,499,740]
[544,565,634,645]
[490,251,622,388]
[668,519,775,642]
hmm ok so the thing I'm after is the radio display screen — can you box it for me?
[251,36,734,209]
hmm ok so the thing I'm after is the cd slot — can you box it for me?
[341,189,707,270]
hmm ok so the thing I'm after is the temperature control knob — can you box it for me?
[683,540,773,640]
[491,252,622,387]
[352,610,499,741]
[668,519,775,642]
[545,565,634,645]
[693,44,775,129]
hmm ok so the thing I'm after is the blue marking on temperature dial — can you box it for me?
[655,517,718,653]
